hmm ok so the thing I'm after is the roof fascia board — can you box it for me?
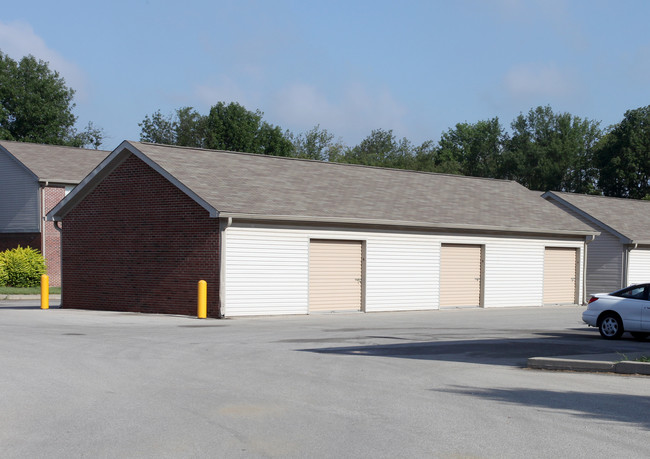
[48,141,218,221]
[542,191,631,243]
[38,179,82,186]
[0,144,39,181]
[219,212,599,237]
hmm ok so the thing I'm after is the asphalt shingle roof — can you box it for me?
[120,141,594,235]
[546,191,650,243]
[0,140,110,184]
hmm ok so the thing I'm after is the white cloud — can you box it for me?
[188,80,409,145]
[193,77,253,110]
[272,82,408,144]
[0,20,88,100]
[503,63,578,102]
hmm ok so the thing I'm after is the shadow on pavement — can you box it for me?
[435,385,650,429]
[301,333,650,367]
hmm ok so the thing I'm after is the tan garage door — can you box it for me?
[440,244,482,308]
[543,247,577,304]
[309,240,363,312]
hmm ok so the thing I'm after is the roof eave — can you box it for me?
[47,140,219,221]
[626,241,650,247]
[38,179,80,186]
[542,191,631,243]
[218,212,599,237]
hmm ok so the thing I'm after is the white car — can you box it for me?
[583,284,650,340]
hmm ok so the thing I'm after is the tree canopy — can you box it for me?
[596,105,650,199]
[0,51,103,148]
[139,102,293,156]
[139,101,650,199]
[288,125,345,161]
[505,106,601,192]
[432,117,506,177]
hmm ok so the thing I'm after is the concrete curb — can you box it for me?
[0,294,61,300]
[528,357,614,372]
[615,361,650,375]
[528,354,650,375]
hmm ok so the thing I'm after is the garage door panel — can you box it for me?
[440,244,482,308]
[628,249,650,286]
[543,247,577,304]
[309,240,362,312]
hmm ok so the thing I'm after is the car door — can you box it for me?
[612,285,646,331]
[642,288,650,331]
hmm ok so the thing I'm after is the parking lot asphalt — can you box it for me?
[1,301,649,458]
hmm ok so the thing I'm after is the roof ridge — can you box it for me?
[133,141,519,185]
[0,139,110,153]
[555,191,650,203]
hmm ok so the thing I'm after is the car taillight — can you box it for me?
[588,297,598,304]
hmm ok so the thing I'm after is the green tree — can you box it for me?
[596,105,650,199]
[139,109,176,144]
[0,52,102,147]
[139,107,206,147]
[175,107,206,148]
[435,117,506,177]
[204,102,262,152]
[140,102,293,156]
[412,140,447,173]
[289,125,346,161]
[342,129,416,169]
[505,106,600,192]
[204,102,293,156]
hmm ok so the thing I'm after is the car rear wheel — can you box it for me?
[631,332,649,340]
[599,313,624,340]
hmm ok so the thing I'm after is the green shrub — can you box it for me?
[2,246,47,288]
[0,252,7,287]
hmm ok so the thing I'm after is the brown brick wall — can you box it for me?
[0,233,41,252]
[43,186,65,287]
[61,153,220,317]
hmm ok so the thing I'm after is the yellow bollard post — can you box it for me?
[40,274,49,310]
[197,280,207,319]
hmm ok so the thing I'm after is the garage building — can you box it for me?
[544,191,650,295]
[0,141,110,286]
[49,141,596,318]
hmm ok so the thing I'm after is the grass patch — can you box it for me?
[617,352,650,363]
[0,286,61,295]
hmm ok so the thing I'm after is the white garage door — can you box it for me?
[543,247,577,304]
[309,240,363,312]
[440,244,482,308]
[628,249,650,286]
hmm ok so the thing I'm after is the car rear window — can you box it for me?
[615,286,646,299]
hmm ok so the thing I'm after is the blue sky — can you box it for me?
[1,0,649,149]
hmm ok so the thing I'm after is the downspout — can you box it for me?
[41,182,48,256]
[53,220,62,304]
[582,234,595,304]
[218,217,232,318]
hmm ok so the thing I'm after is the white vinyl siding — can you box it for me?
[483,241,545,308]
[309,240,362,312]
[628,249,650,286]
[543,248,578,304]
[364,236,439,312]
[223,223,585,316]
[224,228,309,316]
[545,199,624,295]
[440,244,482,308]
[586,231,624,294]
[0,152,40,232]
